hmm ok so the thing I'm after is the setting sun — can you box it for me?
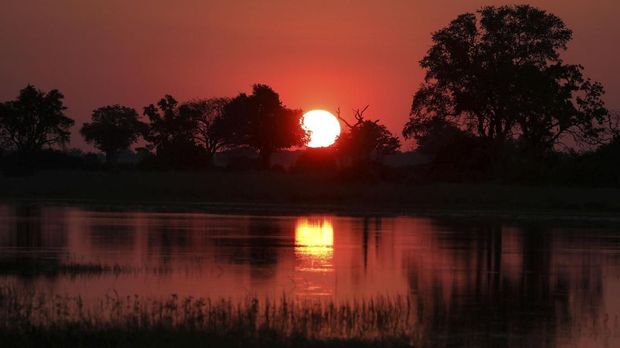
[302,110,341,148]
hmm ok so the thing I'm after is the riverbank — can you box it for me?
[1,170,619,219]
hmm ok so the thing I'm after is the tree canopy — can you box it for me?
[336,106,400,165]
[0,84,74,152]
[80,105,145,163]
[178,98,230,161]
[403,5,610,156]
[143,95,208,169]
[220,84,307,168]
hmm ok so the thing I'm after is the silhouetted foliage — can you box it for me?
[215,147,259,171]
[336,106,400,166]
[179,98,230,162]
[1,149,102,175]
[0,85,74,153]
[403,5,610,159]
[411,117,491,181]
[553,135,620,186]
[80,105,145,164]
[220,84,307,169]
[408,117,464,158]
[143,95,210,169]
[291,148,339,175]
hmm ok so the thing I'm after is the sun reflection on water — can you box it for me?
[295,218,334,255]
[294,218,334,275]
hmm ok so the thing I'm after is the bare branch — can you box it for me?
[336,107,355,129]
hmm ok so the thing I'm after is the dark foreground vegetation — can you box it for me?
[0,287,417,348]
[1,281,609,348]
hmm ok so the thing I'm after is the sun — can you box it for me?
[302,110,341,148]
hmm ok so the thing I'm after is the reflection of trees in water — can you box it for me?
[211,218,283,281]
[88,223,136,252]
[13,205,68,250]
[14,206,44,248]
[361,217,383,271]
[0,205,67,280]
[146,216,195,265]
[405,219,606,347]
[93,214,285,280]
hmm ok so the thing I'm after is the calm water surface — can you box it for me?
[1,204,620,346]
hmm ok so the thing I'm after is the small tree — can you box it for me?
[336,106,400,165]
[80,105,145,164]
[220,84,307,168]
[0,84,74,152]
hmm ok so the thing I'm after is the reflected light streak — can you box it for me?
[295,218,334,257]
[294,218,335,280]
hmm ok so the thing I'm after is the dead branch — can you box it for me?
[336,107,354,129]
[338,105,370,129]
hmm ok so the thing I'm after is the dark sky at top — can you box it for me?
[1,0,618,149]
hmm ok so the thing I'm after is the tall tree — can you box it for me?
[221,84,307,168]
[403,5,609,155]
[0,84,74,152]
[178,98,230,163]
[80,105,145,163]
[144,95,193,151]
[336,106,400,165]
[143,95,207,169]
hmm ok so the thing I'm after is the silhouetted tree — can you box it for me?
[143,95,208,169]
[80,105,145,164]
[414,118,471,156]
[408,117,491,181]
[144,95,191,149]
[563,130,620,186]
[0,84,74,153]
[403,5,609,156]
[336,106,400,165]
[292,147,339,175]
[220,84,307,168]
[178,98,230,164]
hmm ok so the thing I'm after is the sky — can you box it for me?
[1,0,619,150]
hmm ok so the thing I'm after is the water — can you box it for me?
[1,203,620,346]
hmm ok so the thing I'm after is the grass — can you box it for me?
[0,286,418,347]
[1,169,620,217]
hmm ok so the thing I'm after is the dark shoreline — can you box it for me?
[2,170,619,223]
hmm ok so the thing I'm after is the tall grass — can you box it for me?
[0,287,419,347]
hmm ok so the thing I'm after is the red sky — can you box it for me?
[1,0,618,150]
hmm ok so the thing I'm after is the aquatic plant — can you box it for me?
[0,286,418,347]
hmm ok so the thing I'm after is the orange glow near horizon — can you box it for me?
[1,1,619,152]
[302,110,341,148]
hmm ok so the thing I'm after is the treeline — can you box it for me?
[0,4,619,186]
[0,83,400,176]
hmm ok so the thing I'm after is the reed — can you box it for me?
[0,286,419,347]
